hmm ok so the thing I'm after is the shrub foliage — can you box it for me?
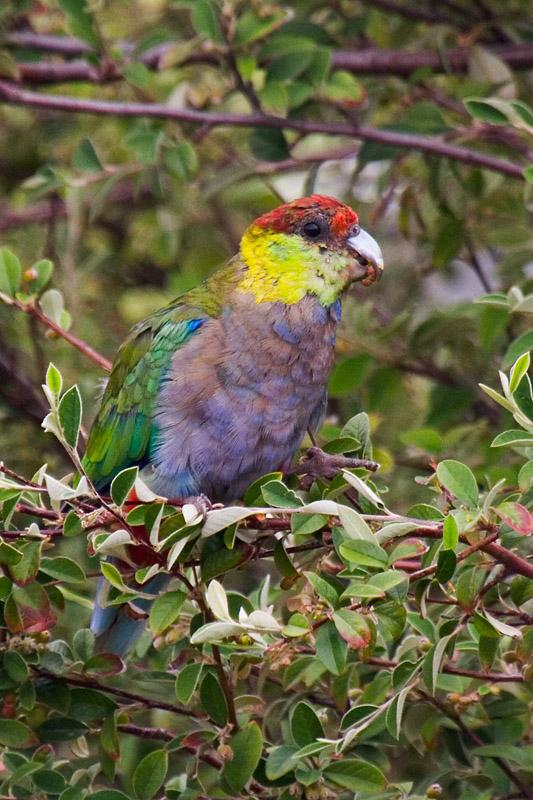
[0,1,532,799]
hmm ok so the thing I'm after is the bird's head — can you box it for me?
[238,194,383,305]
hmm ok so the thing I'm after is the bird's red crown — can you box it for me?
[253,195,358,238]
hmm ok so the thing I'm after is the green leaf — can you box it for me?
[124,126,162,164]
[249,129,290,162]
[33,769,67,794]
[325,758,387,792]
[456,566,486,609]
[3,650,29,682]
[149,590,186,635]
[0,540,23,566]
[27,258,54,294]
[464,97,510,125]
[339,539,388,569]
[38,717,88,742]
[200,672,228,726]
[290,701,324,747]
[261,479,303,508]
[222,722,263,793]
[59,0,99,46]
[40,556,85,584]
[46,363,63,398]
[58,385,82,449]
[523,165,533,183]
[436,459,479,508]
[436,549,456,583]
[291,513,328,536]
[73,628,95,661]
[265,745,298,780]
[304,572,339,607]
[442,515,459,550]
[110,466,138,506]
[132,749,168,800]
[473,744,533,770]
[0,719,37,748]
[274,541,299,581]
[491,429,533,448]
[385,685,411,740]
[518,461,533,492]
[69,688,116,722]
[201,542,251,582]
[423,633,455,694]
[432,217,464,268]
[509,352,530,393]
[0,248,22,297]
[163,142,198,181]
[72,138,102,172]
[89,791,131,800]
[175,663,203,704]
[190,0,222,41]
[503,330,533,368]
[8,541,42,586]
[235,8,287,44]
[315,620,347,675]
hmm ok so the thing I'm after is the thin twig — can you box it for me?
[0,292,111,372]
[367,657,523,682]
[35,668,204,717]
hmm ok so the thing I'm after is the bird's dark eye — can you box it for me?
[302,220,324,239]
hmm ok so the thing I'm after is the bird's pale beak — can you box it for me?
[346,229,384,286]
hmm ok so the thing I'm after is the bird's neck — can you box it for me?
[237,225,350,306]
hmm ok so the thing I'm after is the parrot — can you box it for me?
[83,194,384,655]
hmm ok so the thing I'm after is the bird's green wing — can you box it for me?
[83,306,205,489]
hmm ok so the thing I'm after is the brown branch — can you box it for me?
[355,0,462,24]
[1,294,111,372]
[35,668,204,717]
[0,196,65,232]
[367,657,523,682]
[482,541,533,580]
[6,27,533,77]
[118,723,268,793]
[0,81,524,180]
[409,532,499,582]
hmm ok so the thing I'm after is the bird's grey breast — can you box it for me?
[151,294,340,501]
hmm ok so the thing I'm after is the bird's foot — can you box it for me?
[183,493,223,520]
[288,446,379,489]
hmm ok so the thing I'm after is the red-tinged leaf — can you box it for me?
[84,653,125,676]
[494,502,533,535]
[6,583,56,634]
[332,609,372,649]
[100,713,120,761]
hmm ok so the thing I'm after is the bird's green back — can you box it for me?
[83,261,241,489]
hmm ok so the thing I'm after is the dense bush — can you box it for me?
[0,2,532,799]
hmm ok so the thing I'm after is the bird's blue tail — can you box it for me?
[90,566,170,657]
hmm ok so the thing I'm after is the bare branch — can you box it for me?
[1,293,112,372]
[0,81,524,179]
[9,29,533,75]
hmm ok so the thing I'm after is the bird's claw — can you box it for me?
[289,446,379,489]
